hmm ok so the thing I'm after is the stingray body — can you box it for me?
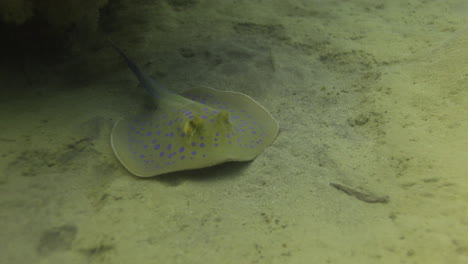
[110,41,279,177]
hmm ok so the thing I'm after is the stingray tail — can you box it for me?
[108,39,170,99]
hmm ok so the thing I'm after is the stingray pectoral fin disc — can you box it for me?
[111,87,279,177]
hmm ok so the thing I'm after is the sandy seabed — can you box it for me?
[0,0,466,263]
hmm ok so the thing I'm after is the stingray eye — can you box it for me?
[217,111,230,124]
[183,116,203,136]
[183,120,195,136]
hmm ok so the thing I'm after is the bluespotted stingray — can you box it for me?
[110,41,279,177]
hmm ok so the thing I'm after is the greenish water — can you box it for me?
[0,0,466,263]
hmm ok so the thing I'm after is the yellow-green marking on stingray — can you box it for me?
[110,42,279,177]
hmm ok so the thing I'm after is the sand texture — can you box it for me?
[0,0,466,263]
